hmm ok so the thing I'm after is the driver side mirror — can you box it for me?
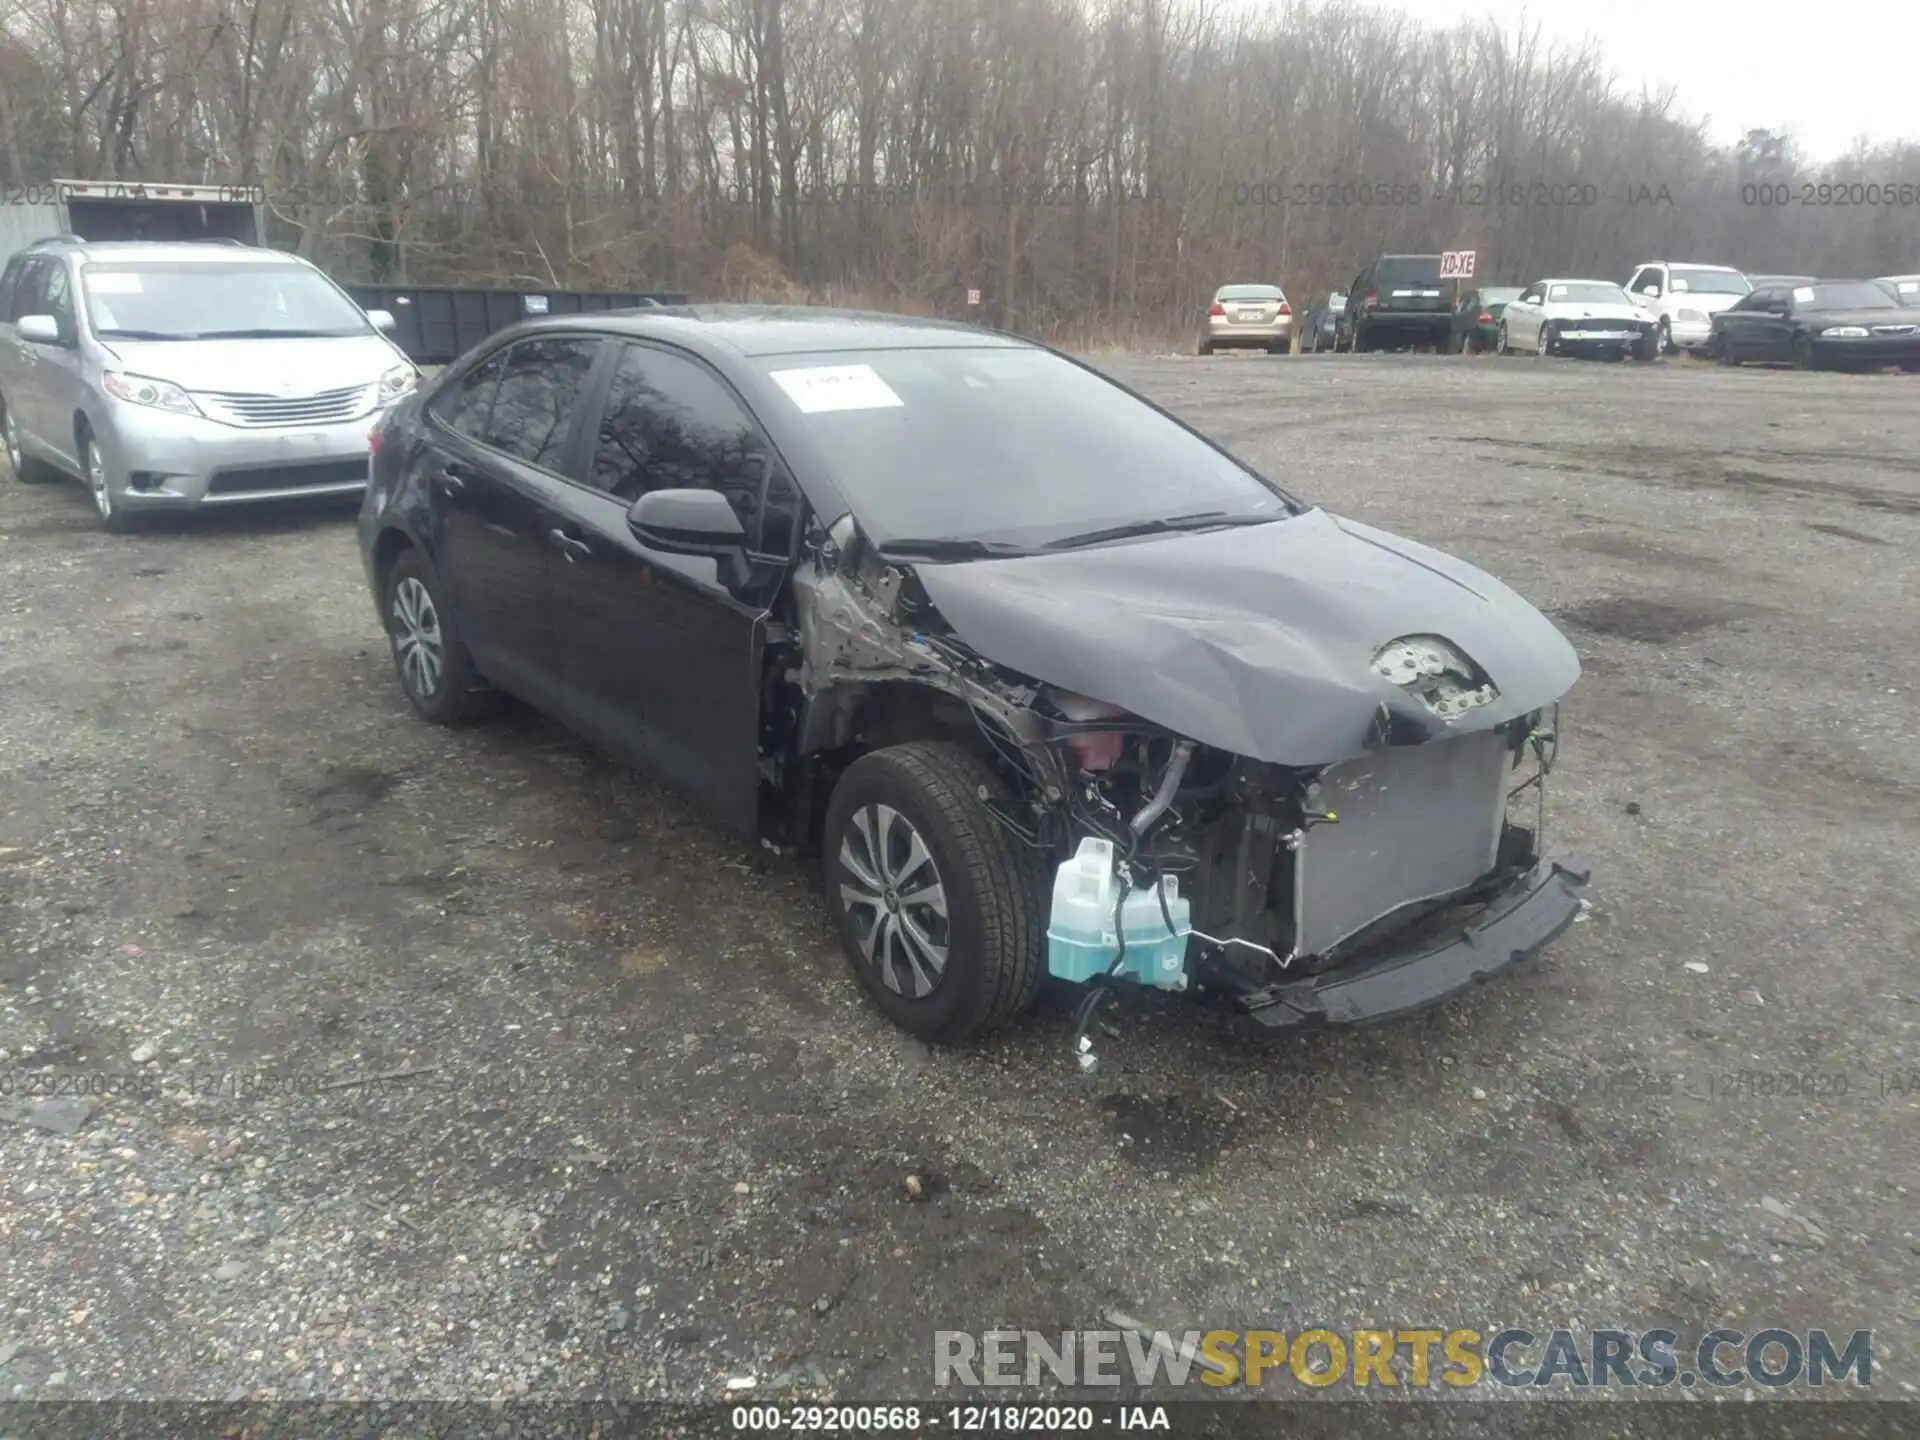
[17,313,62,345]
[1642,286,1661,299]
[365,308,397,333]
[628,487,748,555]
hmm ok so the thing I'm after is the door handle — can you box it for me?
[433,467,467,494]
[548,528,592,561]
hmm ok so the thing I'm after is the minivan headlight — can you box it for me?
[377,362,419,402]
[102,371,203,416]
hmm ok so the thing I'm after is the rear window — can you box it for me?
[1479,288,1523,305]
[1217,285,1282,301]
[1374,256,1442,285]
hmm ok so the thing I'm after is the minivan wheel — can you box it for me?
[2,395,45,483]
[82,430,138,533]
[824,741,1046,1045]
[383,549,496,725]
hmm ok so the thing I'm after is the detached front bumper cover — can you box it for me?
[1239,853,1591,1029]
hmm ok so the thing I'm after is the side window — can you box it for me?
[8,257,47,322]
[482,337,601,470]
[588,344,772,543]
[0,257,22,320]
[430,349,507,441]
[1520,286,1542,305]
[42,262,75,341]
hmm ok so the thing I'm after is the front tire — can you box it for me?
[1537,323,1557,357]
[1715,335,1740,366]
[383,549,496,726]
[82,428,140,534]
[824,741,1045,1045]
[1656,319,1673,356]
[1497,323,1512,356]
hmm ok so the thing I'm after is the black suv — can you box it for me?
[1336,255,1452,352]
[357,306,1588,1048]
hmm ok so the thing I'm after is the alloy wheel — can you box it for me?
[86,438,112,521]
[837,802,950,999]
[390,575,445,701]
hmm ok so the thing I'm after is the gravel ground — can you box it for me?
[1,350,1916,1415]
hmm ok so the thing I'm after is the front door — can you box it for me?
[547,340,782,836]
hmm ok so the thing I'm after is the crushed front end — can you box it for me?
[1011,686,1589,1040]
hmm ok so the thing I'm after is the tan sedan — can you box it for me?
[1198,284,1293,355]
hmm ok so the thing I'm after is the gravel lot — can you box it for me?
[1,350,1916,1414]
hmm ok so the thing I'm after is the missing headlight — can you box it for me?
[1372,635,1499,720]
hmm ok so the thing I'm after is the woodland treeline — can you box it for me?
[2,0,1916,342]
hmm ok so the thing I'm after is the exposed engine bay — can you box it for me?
[760,508,1579,1064]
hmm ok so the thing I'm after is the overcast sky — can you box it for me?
[1356,0,1919,161]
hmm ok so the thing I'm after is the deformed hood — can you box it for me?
[910,507,1581,767]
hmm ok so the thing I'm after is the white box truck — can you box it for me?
[1,179,266,263]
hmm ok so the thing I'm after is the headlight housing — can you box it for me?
[101,371,202,416]
[1372,635,1499,720]
[377,362,419,402]
[1678,308,1706,323]
[1821,325,1868,338]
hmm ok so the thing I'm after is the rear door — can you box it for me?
[421,335,603,699]
[545,340,782,836]
[2,256,52,446]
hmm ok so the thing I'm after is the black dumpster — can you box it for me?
[343,286,690,365]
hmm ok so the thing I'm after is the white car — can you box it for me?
[1623,262,1752,355]
[1496,279,1658,360]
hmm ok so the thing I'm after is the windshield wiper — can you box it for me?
[187,328,362,339]
[874,537,1030,561]
[1041,510,1282,551]
[95,328,188,341]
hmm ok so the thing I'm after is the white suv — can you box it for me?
[1622,262,1752,356]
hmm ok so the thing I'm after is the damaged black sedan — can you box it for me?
[357,307,1590,1052]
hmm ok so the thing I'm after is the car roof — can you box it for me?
[59,242,306,266]
[1875,273,1920,283]
[507,304,1032,358]
[1645,261,1742,271]
[1535,278,1624,287]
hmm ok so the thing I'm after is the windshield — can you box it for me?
[80,261,374,339]
[1800,282,1899,311]
[757,347,1298,550]
[1879,277,1920,303]
[1667,267,1750,296]
[1218,285,1282,301]
[1327,294,1347,310]
[1376,256,1442,285]
[1546,282,1631,304]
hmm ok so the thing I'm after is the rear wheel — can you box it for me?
[2,394,49,484]
[823,741,1045,1045]
[383,549,498,726]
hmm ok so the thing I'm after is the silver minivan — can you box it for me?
[0,238,417,531]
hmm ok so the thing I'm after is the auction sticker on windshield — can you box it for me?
[1794,287,1815,303]
[769,364,904,414]
[84,273,143,293]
